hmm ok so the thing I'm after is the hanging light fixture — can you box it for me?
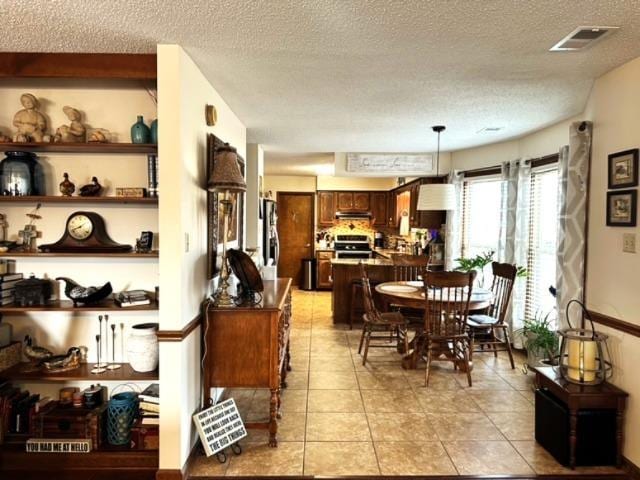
[416,126,457,211]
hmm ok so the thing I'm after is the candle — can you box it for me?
[567,334,597,382]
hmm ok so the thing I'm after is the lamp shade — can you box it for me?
[207,144,246,192]
[416,184,456,211]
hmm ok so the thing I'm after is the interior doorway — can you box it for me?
[277,192,315,285]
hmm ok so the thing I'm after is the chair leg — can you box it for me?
[502,326,516,369]
[403,327,410,356]
[358,325,366,354]
[424,341,433,387]
[463,341,472,387]
[362,332,371,366]
[492,328,499,358]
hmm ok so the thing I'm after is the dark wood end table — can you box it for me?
[532,366,628,469]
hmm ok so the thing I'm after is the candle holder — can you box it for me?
[555,299,612,385]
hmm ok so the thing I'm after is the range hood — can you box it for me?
[335,211,372,219]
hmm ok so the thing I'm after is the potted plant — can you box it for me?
[517,311,559,368]
[455,250,495,287]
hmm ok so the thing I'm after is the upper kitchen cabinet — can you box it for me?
[370,191,388,227]
[318,191,336,226]
[336,192,370,211]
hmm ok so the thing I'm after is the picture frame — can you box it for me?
[608,149,638,189]
[606,189,637,227]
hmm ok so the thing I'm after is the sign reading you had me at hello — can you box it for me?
[193,398,247,456]
[26,438,91,453]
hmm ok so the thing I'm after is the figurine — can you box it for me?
[0,133,10,143]
[56,277,113,306]
[59,172,75,196]
[54,106,86,143]
[79,176,102,197]
[87,128,111,143]
[12,93,48,143]
[18,204,42,252]
[43,347,81,372]
[24,335,53,362]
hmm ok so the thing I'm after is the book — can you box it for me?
[141,416,159,425]
[115,290,151,307]
[0,273,21,282]
[139,383,159,404]
[0,297,13,306]
[147,154,158,197]
[0,280,21,291]
[1,289,14,298]
[139,401,159,413]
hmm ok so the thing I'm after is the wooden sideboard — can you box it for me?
[203,278,292,447]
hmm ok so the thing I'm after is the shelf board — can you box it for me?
[0,251,158,258]
[0,195,158,205]
[0,142,157,154]
[0,298,158,313]
[0,362,158,382]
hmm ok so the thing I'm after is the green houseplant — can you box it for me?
[517,311,559,368]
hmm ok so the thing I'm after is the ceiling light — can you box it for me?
[550,26,619,51]
[417,126,457,211]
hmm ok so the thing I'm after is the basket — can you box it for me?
[107,391,139,445]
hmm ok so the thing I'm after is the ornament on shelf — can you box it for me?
[130,115,150,144]
[127,323,159,373]
[88,128,111,143]
[79,176,102,197]
[12,93,49,143]
[56,277,113,306]
[18,203,42,252]
[59,172,76,196]
[54,106,86,143]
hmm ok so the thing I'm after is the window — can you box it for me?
[460,177,504,259]
[525,168,559,323]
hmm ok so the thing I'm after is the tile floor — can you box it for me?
[190,289,625,477]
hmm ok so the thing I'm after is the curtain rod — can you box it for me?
[461,153,560,178]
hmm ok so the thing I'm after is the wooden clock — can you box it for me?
[39,211,132,253]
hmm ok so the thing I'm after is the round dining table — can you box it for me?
[374,281,494,370]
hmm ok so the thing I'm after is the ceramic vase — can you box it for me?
[0,151,45,196]
[127,322,159,372]
[130,116,150,144]
[150,119,158,144]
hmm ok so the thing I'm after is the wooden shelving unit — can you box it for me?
[0,142,157,154]
[0,195,158,205]
[0,363,158,382]
[0,299,158,313]
[0,251,158,258]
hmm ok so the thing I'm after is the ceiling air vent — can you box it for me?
[550,26,619,51]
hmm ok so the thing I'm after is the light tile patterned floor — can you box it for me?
[190,289,625,477]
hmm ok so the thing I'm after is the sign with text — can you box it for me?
[193,398,246,456]
[26,438,91,453]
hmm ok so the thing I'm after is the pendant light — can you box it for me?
[416,126,457,211]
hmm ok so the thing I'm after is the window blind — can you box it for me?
[460,178,503,260]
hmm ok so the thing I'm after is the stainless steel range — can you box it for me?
[334,234,372,259]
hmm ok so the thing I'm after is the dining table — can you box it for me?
[374,280,494,370]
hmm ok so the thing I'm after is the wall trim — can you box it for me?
[624,456,640,480]
[156,439,200,480]
[157,314,202,342]
[588,310,640,338]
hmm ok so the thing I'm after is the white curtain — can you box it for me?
[444,170,464,271]
[555,122,592,328]
[500,159,531,346]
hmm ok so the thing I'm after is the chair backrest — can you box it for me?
[391,254,431,282]
[487,261,518,323]
[422,270,476,337]
[360,263,382,322]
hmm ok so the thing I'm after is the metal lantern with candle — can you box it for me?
[557,299,612,385]
[207,143,247,307]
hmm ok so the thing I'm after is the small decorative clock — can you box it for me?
[39,211,132,253]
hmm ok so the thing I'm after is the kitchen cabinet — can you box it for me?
[410,183,421,227]
[317,191,336,226]
[337,192,354,210]
[316,250,334,289]
[387,191,397,227]
[336,192,370,211]
[370,191,388,227]
[353,192,370,210]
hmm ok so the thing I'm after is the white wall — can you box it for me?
[264,175,317,195]
[245,144,264,249]
[582,56,640,467]
[0,79,159,403]
[158,44,246,470]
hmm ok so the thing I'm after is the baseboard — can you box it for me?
[156,440,200,480]
[625,456,640,480]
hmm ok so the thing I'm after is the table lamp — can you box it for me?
[207,143,246,307]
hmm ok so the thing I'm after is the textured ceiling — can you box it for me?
[3,0,640,165]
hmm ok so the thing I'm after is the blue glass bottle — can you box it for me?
[150,119,158,144]
[130,116,150,144]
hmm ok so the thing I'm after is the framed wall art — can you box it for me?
[606,189,637,227]
[207,133,246,279]
[608,149,638,189]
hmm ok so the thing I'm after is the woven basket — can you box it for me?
[107,391,139,445]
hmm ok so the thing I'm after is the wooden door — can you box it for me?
[316,251,334,289]
[353,192,370,211]
[336,192,354,210]
[370,191,388,226]
[317,191,336,226]
[277,192,314,285]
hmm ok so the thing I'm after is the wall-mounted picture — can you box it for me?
[608,148,638,189]
[606,189,637,227]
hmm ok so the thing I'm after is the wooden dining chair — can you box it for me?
[422,270,476,387]
[357,263,410,365]
[391,254,431,281]
[466,262,517,369]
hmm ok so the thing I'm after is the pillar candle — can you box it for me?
[567,335,597,382]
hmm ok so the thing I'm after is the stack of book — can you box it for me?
[115,290,151,308]
[138,383,159,426]
[147,154,158,198]
[0,272,23,306]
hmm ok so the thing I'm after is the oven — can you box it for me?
[335,251,373,260]
[334,234,373,260]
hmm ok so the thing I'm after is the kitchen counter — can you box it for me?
[331,257,393,266]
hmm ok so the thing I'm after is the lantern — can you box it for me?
[557,299,612,385]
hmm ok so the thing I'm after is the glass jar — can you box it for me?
[0,151,45,196]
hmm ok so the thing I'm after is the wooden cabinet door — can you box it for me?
[336,192,354,211]
[387,191,397,227]
[410,183,420,226]
[316,251,334,289]
[370,191,388,226]
[318,191,336,226]
[353,192,370,211]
